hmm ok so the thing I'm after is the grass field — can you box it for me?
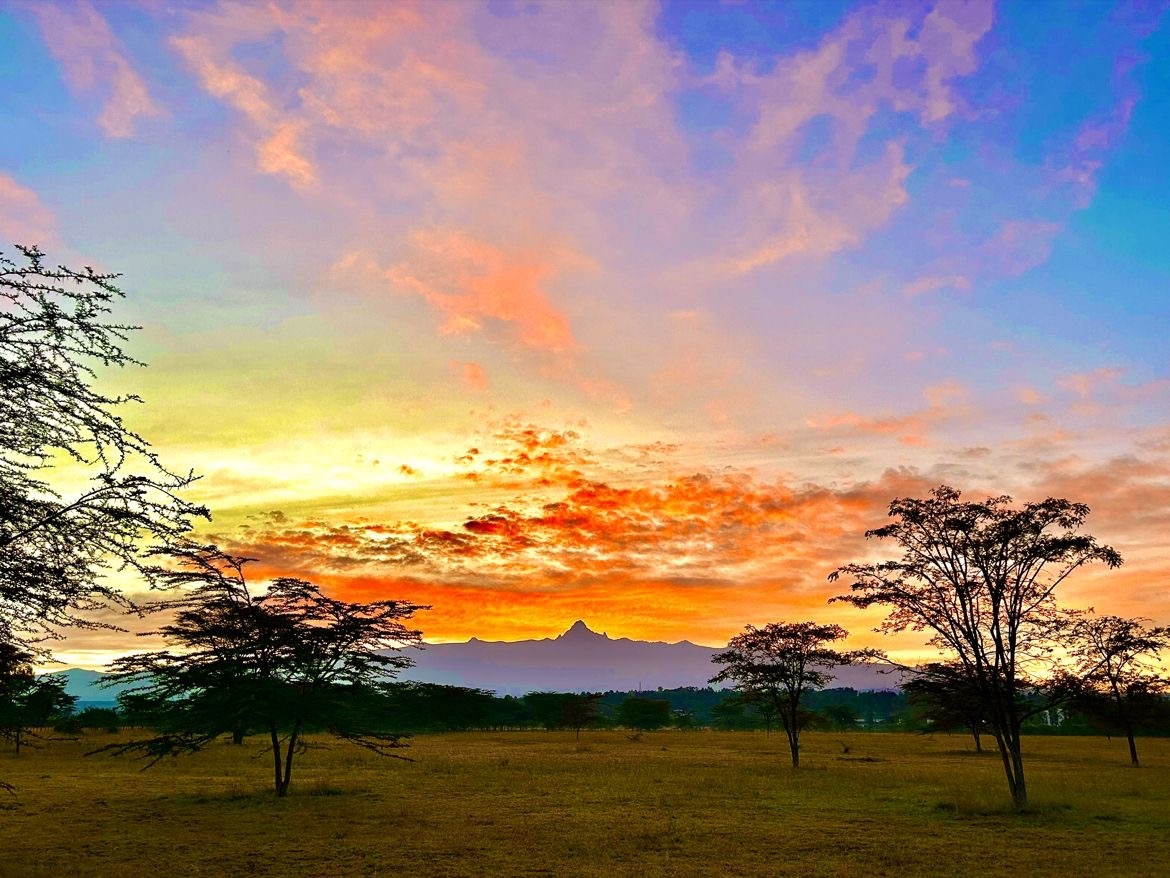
[1,730,1167,877]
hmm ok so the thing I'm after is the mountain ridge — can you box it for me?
[53,621,904,699]
[398,621,904,695]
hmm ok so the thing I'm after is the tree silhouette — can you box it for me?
[1065,613,1169,766]
[101,545,427,796]
[0,641,76,755]
[615,696,671,731]
[557,693,601,740]
[0,245,206,659]
[710,621,866,767]
[831,485,1122,807]
[902,662,991,751]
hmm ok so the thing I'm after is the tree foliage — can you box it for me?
[0,641,76,756]
[522,692,602,739]
[709,621,867,767]
[830,485,1122,806]
[615,696,671,731]
[1065,613,1169,766]
[901,662,991,751]
[0,245,206,657]
[101,545,427,796]
[381,683,501,732]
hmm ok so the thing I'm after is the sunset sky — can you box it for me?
[3,0,1169,667]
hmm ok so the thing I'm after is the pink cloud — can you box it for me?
[31,0,160,138]
[0,174,56,246]
[171,32,316,189]
[388,229,581,354]
[982,220,1062,276]
[1059,367,1125,400]
[917,0,998,123]
[902,274,973,297]
[718,2,994,273]
[1016,386,1046,406]
[807,410,930,447]
[1051,34,1152,209]
[806,381,968,448]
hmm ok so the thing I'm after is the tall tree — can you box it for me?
[830,485,1122,807]
[1065,614,1169,766]
[709,621,866,767]
[0,245,206,657]
[102,545,427,797]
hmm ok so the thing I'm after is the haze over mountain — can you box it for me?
[56,621,903,700]
[397,621,903,695]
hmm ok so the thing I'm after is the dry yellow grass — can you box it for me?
[0,730,1167,877]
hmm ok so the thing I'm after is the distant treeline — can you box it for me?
[35,683,1167,741]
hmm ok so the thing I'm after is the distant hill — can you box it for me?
[52,621,905,699]
[398,620,905,695]
[52,668,132,704]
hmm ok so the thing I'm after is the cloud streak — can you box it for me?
[0,174,56,246]
[31,0,161,138]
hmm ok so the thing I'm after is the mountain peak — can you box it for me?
[558,620,606,640]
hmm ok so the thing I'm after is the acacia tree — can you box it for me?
[830,486,1122,807]
[522,692,601,739]
[902,662,990,751]
[1065,614,1169,766]
[615,696,671,731]
[709,621,866,768]
[102,545,428,797]
[0,641,76,755]
[0,245,206,658]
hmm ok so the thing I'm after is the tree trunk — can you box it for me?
[971,726,982,753]
[782,704,800,768]
[992,728,1027,808]
[270,724,284,797]
[278,722,301,798]
[1122,715,1140,767]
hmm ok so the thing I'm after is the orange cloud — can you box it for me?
[31,0,161,138]
[201,425,964,648]
[806,382,968,448]
[209,465,955,649]
[388,229,581,353]
[459,361,489,392]
[171,416,1170,652]
[807,411,929,447]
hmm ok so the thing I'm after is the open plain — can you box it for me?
[1,730,1167,877]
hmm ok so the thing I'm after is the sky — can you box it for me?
[2,0,1170,668]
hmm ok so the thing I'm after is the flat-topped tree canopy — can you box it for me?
[830,485,1122,807]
